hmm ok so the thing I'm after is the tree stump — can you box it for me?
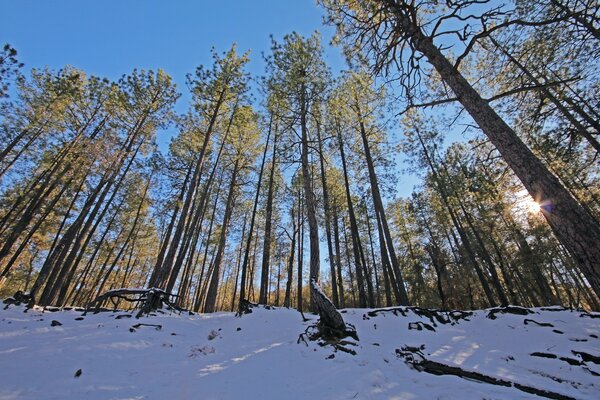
[3,290,34,309]
[310,279,357,340]
[298,279,358,354]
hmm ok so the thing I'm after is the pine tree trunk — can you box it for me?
[149,165,192,288]
[204,160,239,313]
[259,129,278,304]
[192,172,224,311]
[297,191,304,311]
[337,127,368,307]
[284,205,296,308]
[316,122,340,307]
[230,212,248,311]
[153,89,227,289]
[356,118,409,305]
[365,209,382,307]
[299,90,321,310]
[332,205,346,308]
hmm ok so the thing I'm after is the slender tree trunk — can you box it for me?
[297,190,304,311]
[284,205,296,308]
[336,127,367,307]
[341,216,357,306]
[365,208,382,306]
[356,116,409,305]
[204,160,240,313]
[238,120,271,312]
[414,127,497,307]
[66,195,126,305]
[249,229,260,302]
[231,212,248,311]
[0,181,70,283]
[94,177,150,299]
[316,122,339,307]
[192,171,224,311]
[459,205,509,306]
[43,137,144,305]
[299,91,320,310]
[149,166,192,287]
[153,89,228,289]
[332,205,346,308]
[259,128,278,304]
[167,120,232,294]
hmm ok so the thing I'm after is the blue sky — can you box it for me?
[1,0,421,196]
[1,0,343,104]
[1,0,350,153]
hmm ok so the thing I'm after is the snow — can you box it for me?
[0,304,598,399]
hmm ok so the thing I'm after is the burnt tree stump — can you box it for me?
[298,279,358,354]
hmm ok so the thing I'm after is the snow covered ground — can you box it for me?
[0,303,598,399]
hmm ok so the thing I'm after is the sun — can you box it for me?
[522,196,542,214]
[514,189,542,215]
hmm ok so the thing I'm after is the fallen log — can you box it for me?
[396,346,575,400]
[365,307,472,325]
[486,306,534,320]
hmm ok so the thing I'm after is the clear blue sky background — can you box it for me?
[1,0,343,103]
[1,0,420,196]
[1,0,346,145]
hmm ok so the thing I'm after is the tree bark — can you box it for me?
[337,127,368,307]
[259,128,278,304]
[236,118,272,312]
[299,88,321,310]
[204,159,240,313]
[356,116,409,305]
[315,122,340,307]
[284,205,297,308]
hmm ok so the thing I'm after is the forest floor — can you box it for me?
[0,303,598,399]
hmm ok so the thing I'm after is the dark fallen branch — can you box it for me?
[531,352,557,359]
[130,323,162,332]
[396,346,575,400]
[365,306,472,326]
[572,350,600,365]
[540,307,572,312]
[62,306,86,312]
[85,288,189,318]
[579,312,600,319]
[486,306,534,320]
[524,319,554,327]
[530,352,585,367]
[408,321,436,332]
[366,307,408,318]
[237,299,275,316]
